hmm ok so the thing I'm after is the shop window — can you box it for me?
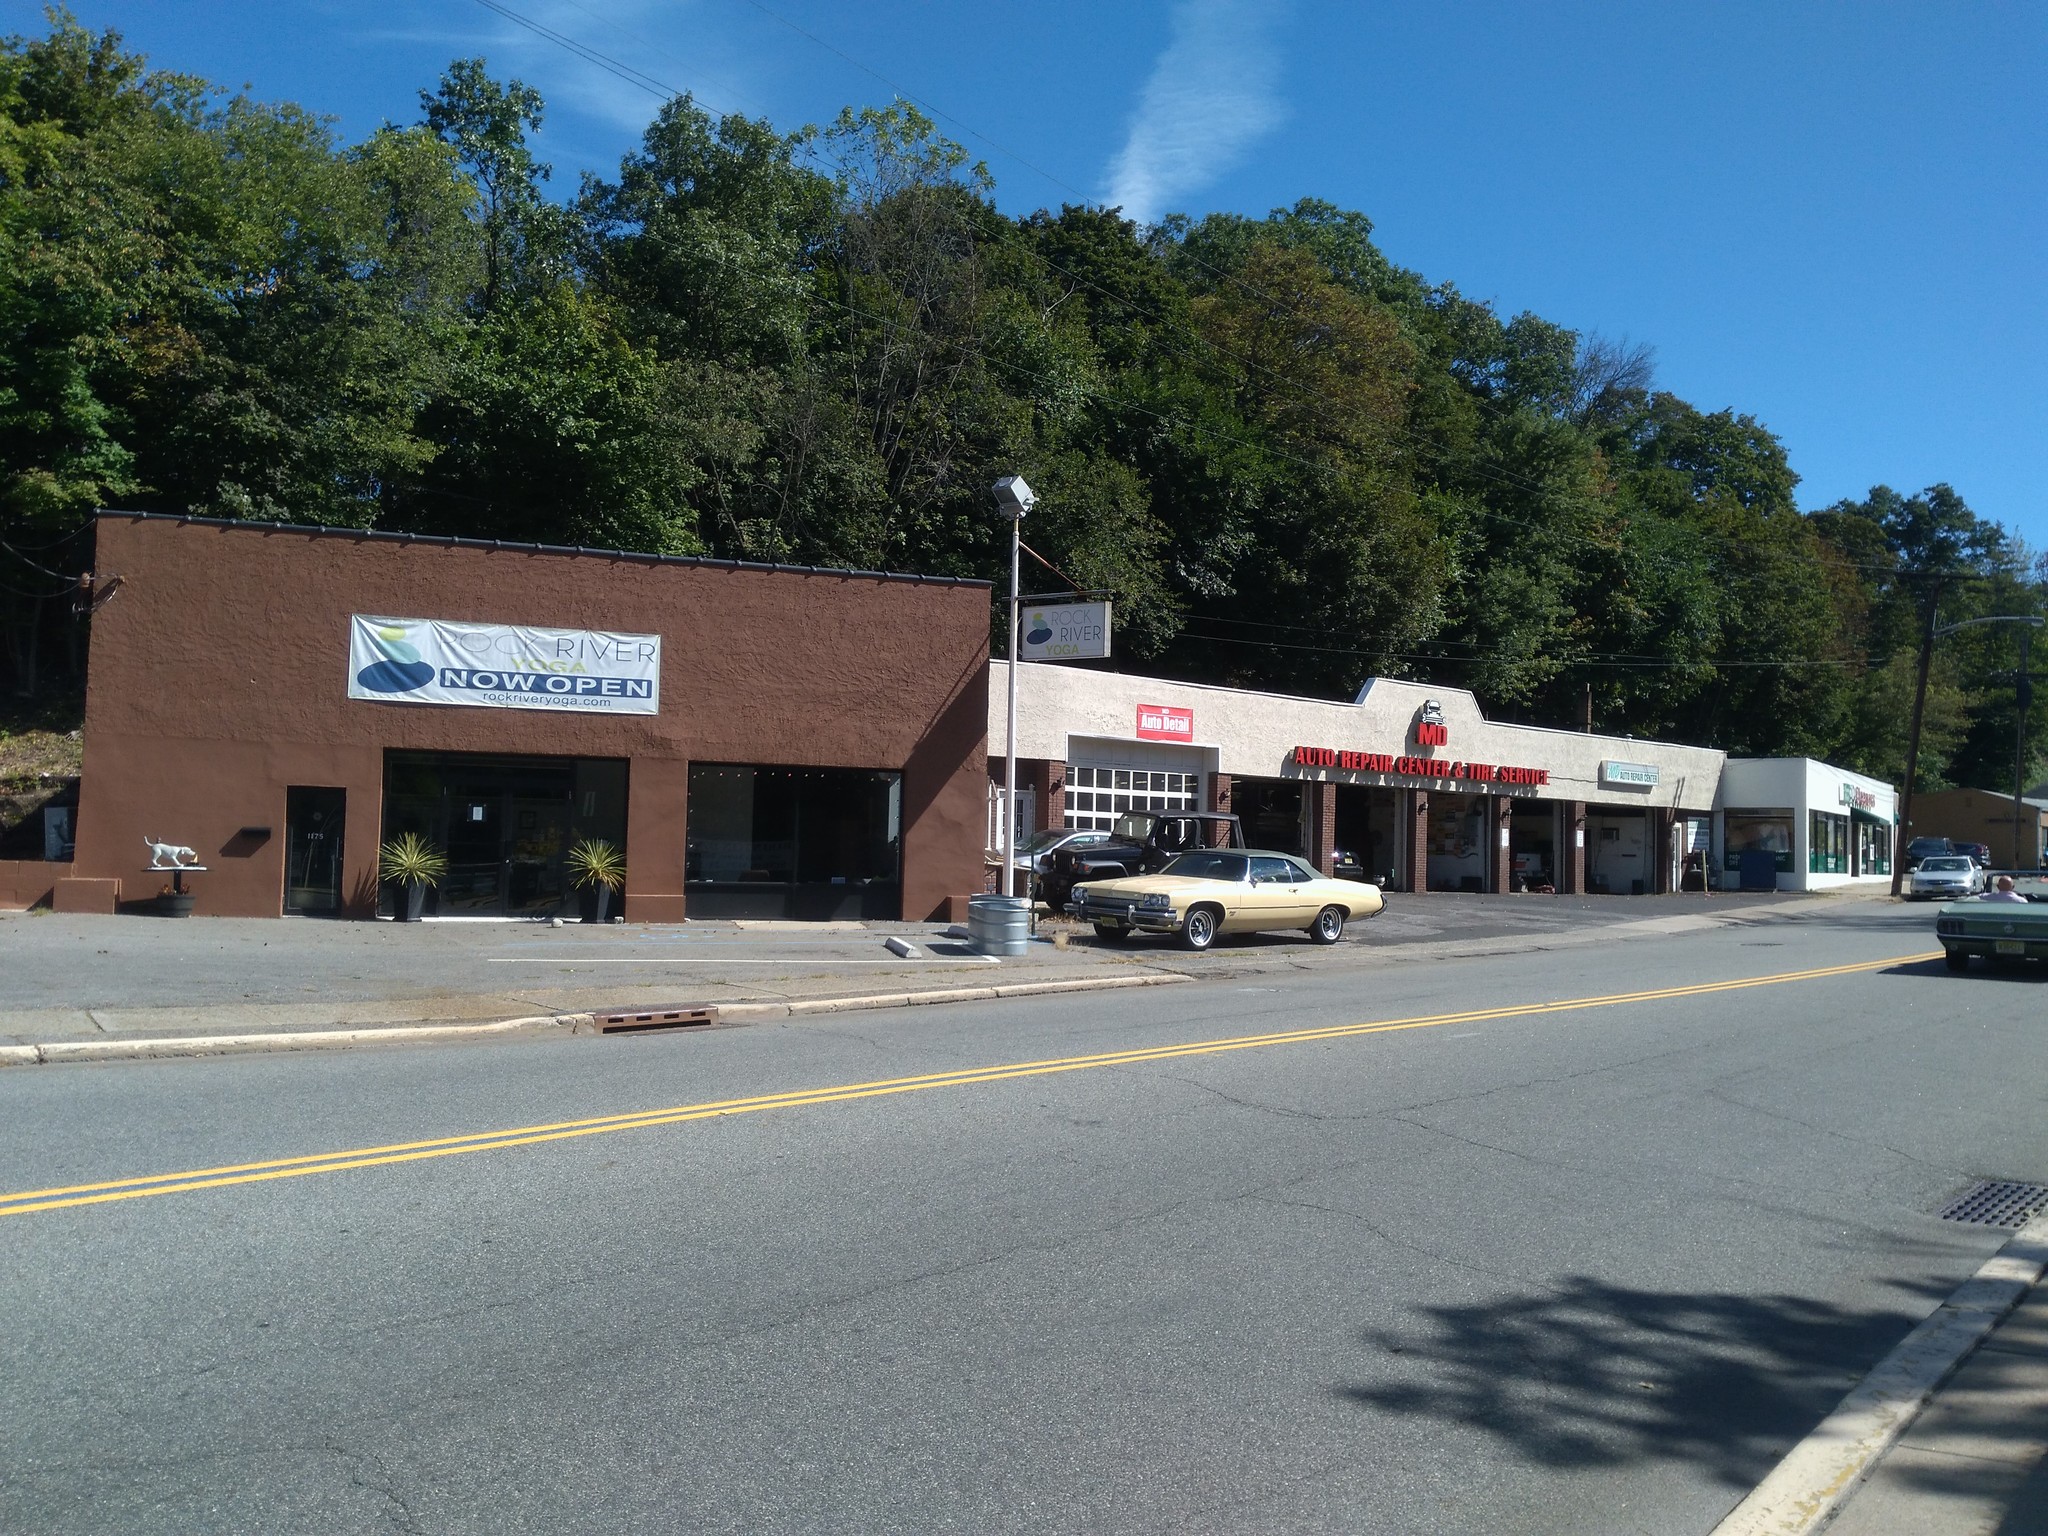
[1809,811,1849,874]
[1724,809,1794,873]
[686,764,901,920]
[380,752,627,919]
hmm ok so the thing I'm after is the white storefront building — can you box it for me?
[989,662,1729,895]
[1713,758,1898,892]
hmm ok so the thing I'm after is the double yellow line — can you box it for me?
[0,951,1934,1219]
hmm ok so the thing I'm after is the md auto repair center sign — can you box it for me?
[348,616,661,714]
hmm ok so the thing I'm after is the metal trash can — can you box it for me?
[966,894,1032,957]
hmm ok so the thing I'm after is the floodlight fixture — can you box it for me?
[993,475,1037,519]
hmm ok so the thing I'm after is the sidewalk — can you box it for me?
[0,887,1881,1053]
[1823,1267,2048,1535]
[1719,1211,2048,1536]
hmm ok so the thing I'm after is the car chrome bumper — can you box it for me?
[1074,896,1180,932]
[1942,938,2048,960]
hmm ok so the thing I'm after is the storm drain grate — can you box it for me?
[1938,1180,2048,1227]
[590,1006,719,1035]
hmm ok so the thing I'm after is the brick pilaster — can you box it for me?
[1207,772,1233,845]
[1562,801,1587,894]
[1029,758,1063,833]
[1311,780,1338,873]
[1405,788,1430,894]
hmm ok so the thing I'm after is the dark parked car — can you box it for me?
[1957,842,1994,867]
[1903,836,1954,871]
[1042,811,1245,914]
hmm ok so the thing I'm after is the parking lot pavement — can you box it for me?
[0,886,1861,1045]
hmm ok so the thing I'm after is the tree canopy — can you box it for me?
[2,15,2039,791]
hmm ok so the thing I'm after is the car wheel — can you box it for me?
[1179,905,1220,952]
[1945,949,1969,972]
[1043,883,1070,914]
[1308,904,1346,945]
[1091,922,1129,944]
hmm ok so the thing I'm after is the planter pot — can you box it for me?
[583,884,614,924]
[154,892,196,918]
[401,882,428,922]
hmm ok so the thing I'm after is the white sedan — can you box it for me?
[1908,855,1985,900]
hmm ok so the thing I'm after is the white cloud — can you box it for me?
[1103,0,1288,225]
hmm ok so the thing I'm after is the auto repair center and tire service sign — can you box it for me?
[347,616,661,715]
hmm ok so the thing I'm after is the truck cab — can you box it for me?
[1042,811,1245,914]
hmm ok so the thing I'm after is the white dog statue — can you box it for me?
[144,836,200,870]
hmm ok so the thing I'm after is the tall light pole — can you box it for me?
[1897,612,2044,890]
[993,475,1036,898]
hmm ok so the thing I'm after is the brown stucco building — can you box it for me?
[33,513,990,921]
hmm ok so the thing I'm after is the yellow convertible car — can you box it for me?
[1070,849,1387,951]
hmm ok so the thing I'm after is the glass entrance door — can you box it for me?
[284,786,347,914]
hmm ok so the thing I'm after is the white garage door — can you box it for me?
[1065,742,1204,831]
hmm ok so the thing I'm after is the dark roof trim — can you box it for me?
[96,510,992,590]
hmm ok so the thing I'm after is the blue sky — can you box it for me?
[11,1,2044,548]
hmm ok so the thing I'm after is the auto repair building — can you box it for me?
[13,512,989,920]
[989,661,1726,894]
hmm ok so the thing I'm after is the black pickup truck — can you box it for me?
[1041,811,1245,915]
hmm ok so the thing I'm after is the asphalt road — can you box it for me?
[3,900,2040,1533]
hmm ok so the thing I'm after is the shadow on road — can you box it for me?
[1339,1274,1950,1488]
[1882,956,2048,984]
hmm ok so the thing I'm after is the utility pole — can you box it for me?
[1899,607,2044,892]
[2013,624,2039,870]
[1893,590,1941,898]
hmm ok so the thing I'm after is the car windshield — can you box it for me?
[1921,857,1971,872]
[1161,852,1250,882]
[1016,828,1074,855]
[1111,812,1159,840]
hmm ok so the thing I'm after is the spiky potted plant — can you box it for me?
[566,838,626,923]
[378,832,448,921]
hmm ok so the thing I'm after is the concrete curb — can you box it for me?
[0,971,1192,1067]
[1710,1212,2048,1535]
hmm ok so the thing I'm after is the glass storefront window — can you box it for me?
[381,752,628,918]
[1809,811,1849,874]
[686,764,902,919]
[1724,809,1794,873]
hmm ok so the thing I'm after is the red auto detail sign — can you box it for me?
[1136,704,1194,741]
[1292,745,1549,787]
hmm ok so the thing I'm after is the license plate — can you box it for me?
[1997,939,2026,955]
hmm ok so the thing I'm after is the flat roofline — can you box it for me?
[997,659,1724,759]
[97,510,992,590]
